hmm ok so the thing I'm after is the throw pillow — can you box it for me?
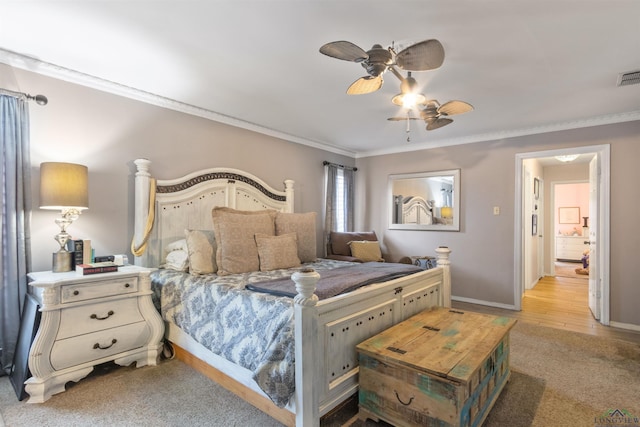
[275,212,317,262]
[184,229,217,275]
[211,207,277,275]
[348,240,384,262]
[255,233,301,271]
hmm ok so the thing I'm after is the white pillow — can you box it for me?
[165,250,189,272]
[166,238,188,253]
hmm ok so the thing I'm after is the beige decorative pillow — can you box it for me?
[211,207,277,276]
[348,240,384,262]
[184,229,217,275]
[275,212,317,262]
[255,233,301,271]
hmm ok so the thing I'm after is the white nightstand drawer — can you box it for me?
[51,321,150,370]
[61,277,139,303]
[58,298,144,339]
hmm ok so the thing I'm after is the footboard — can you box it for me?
[293,247,451,427]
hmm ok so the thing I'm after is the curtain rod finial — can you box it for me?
[27,94,48,106]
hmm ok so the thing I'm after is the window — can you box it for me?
[324,163,354,234]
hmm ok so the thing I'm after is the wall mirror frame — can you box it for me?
[388,169,460,231]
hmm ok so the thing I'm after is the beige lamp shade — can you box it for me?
[39,162,89,210]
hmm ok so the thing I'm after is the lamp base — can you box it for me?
[52,251,73,273]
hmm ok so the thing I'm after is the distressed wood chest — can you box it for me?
[356,307,516,427]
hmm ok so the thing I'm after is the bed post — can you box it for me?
[284,179,294,213]
[133,158,151,266]
[291,268,320,427]
[435,246,452,307]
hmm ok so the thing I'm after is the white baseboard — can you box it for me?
[609,321,640,333]
[452,296,517,311]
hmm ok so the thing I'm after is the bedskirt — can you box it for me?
[150,259,353,407]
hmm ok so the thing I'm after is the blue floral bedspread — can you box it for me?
[150,259,353,407]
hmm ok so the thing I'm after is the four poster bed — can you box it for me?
[132,159,452,427]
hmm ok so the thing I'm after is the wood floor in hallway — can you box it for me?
[452,274,640,344]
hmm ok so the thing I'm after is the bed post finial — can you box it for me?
[292,268,319,426]
[292,268,319,307]
[284,179,294,213]
[435,246,452,307]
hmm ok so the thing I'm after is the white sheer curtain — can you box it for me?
[324,163,354,253]
[0,92,32,373]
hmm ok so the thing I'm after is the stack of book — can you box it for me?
[66,239,93,267]
[76,262,119,276]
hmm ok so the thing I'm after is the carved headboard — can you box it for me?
[402,196,433,225]
[132,159,294,267]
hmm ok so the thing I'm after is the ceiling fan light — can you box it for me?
[392,92,426,108]
[555,154,579,162]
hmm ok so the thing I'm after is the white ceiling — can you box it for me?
[1,1,639,157]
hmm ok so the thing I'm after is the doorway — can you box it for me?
[514,145,610,325]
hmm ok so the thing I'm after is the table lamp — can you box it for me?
[39,162,89,272]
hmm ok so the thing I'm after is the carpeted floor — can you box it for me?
[1,321,639,426]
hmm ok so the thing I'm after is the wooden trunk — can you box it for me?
[357,307,516,427]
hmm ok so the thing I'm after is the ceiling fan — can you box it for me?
[319,39,445,95]
[388,99,474,131]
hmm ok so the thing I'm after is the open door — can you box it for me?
[588,156,600,319]
[515,144,609,320]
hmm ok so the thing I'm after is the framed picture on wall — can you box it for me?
[533,177,540,200]
[559,207,580,224]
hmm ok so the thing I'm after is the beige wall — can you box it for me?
[355,122,640,327]
[12,68,354,273]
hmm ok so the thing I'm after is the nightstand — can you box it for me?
[25,266,164,403]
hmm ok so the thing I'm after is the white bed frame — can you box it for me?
[132,159,452,427]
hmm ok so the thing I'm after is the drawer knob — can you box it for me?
[124,283,131,288]
[73,290,80,296]
[394,390,414,406]
[93,339,117,350]
[90,310,115,320]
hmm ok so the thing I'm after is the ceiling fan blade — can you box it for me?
[320,41,368,62]
[426,117,453,131]
[396,39,445,71]
[438,100,474,116]
[347,75,383,95]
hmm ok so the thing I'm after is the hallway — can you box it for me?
[453,274,640,344]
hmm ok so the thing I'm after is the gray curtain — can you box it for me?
[0,93,32,373]
[324,164,354,253]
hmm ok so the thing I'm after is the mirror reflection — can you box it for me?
[388,169,460,231]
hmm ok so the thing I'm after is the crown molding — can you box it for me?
[356,110,640,158]
[0,49,357,158]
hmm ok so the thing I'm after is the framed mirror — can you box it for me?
[388,169,460,231]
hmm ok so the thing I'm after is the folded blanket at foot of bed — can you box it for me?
[246,262,424,300]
